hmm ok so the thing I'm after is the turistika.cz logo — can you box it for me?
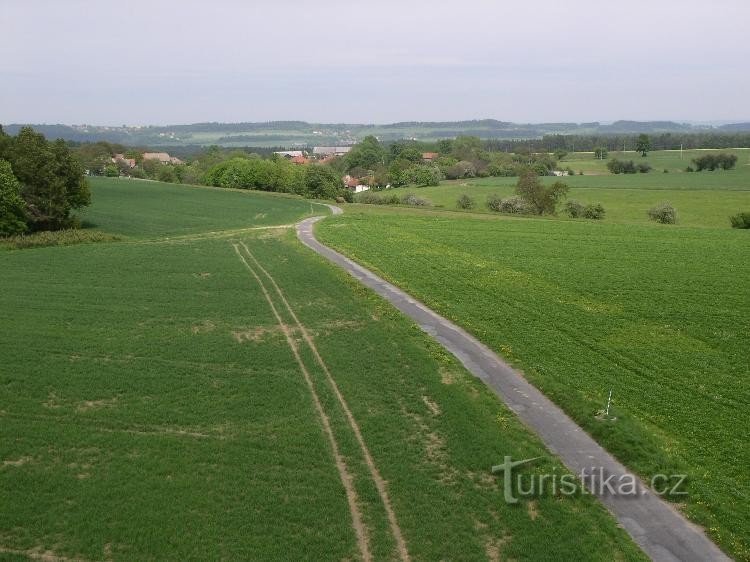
[491,456,687,504]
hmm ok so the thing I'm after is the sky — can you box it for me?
[2,0,749,126]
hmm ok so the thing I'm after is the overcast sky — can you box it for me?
[2,0,749,125]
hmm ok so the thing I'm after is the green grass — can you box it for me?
[0,182,644,560]
[80,177,321,238]
[317,210,750,560]
[558,147,750,177]
[391,181,750,228]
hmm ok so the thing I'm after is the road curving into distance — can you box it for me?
[297,204,729,562]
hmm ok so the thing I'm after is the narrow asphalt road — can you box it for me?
[297,206,729,562]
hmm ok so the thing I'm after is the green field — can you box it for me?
[317,210,750,560]
[0,179,644,560]
[80,177,320,238]
[376,150,750,228]
[560,147,750,176]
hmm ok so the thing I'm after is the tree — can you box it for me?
[0,159,28,236]
[344,136,385,171]
[304,165,341,199]
[514,170,568,215]
[8,127,90,231]
[635,134,652,157]
[593,147,608,159]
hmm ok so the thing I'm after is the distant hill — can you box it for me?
[3,119,747,148]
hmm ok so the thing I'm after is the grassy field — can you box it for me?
[558,147,750,176]
[375,150,750,228]
[317,209,750,560]
[0,179,644,560]
[80,177,320,238]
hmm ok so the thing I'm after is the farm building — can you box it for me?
[422,152,439,162]
[143,152,183,165]
[313,146,352,157]
[273,150,305,158]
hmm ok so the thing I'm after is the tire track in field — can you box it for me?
[231,243,371,562]
[238,241,411,562]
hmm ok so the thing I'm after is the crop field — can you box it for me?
[80,177,319,238]
[0,180,644,560]
[317,210,750,559]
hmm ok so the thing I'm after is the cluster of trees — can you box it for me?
[606,158,652,174]
[690,153,738,171]
[338,135,562,189]
[203,156,345,199]
[0,126,90,236]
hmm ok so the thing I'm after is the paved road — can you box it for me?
[297,207,729,562]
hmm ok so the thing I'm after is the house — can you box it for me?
[313,146,352,158]
[290,155,309,165]
[422,152,439,163]
[551,170,569,177]
[143,152,183,165]
[343,174,370,193]
[274,150,305,159]
[112,154,136,168]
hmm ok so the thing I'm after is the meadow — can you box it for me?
[0,179,644,560]
[317,209,750,560]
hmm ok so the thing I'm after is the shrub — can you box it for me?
[663,169,669,173]
[583,203,606,220]
[0,228,119,250]
[686,166,694,172]
[637,163,652,173]
[486,194,503,212]
[444,161,476,180]
[457,194,475,210]
[487,195,529,214]
[692,153,738,171]
[648,202,678,224]
[565,200,605,220]
[564,200,584,218]
[402,193,430,206]
[729,212,750,229]
[607,158,637,174]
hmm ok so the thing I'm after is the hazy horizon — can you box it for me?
[3,0,749,126]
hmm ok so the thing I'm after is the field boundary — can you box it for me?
[297,209,730,562]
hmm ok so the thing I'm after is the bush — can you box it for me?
[339,189,354,203]
[487,194,529,214]
[457,194,475,210]
[444,160,476,180]
[565,200,605,220]
[729,212,750,229]
[607,158,637,174]
[637,163,652,173]
[486,194,503,212]
[583,203,606,220]
[356,192,400,205]
[648,202,678,224]
[692,153,738,171]
[686,166,694,172]
[564,200,584,218]
[402,193,430,206]
[0,228,119,250]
